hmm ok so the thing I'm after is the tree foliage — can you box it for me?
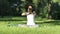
[0,0,60,19]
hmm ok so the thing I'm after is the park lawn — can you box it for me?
[0,16,48,21]
[0,21,60,34]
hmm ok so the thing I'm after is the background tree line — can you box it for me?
[0,0,60,19]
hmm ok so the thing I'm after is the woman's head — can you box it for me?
[28,5,33,12]
[28,5,32,9]
[25,4,35,12]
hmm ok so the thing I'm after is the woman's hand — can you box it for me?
[21,13,26,16]
[26,12,30,15]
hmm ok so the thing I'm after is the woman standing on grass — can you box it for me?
[21,4,36,26]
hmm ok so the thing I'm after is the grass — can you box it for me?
[0,23,60,34]
[0,17,27,21]
[0,16,60,34]
[0,20,60,34]
[0,16,48,21]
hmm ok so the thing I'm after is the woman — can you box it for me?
[22,5,36,26]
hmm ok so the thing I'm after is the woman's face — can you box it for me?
[28,6,33,12]
[28,6,32,9]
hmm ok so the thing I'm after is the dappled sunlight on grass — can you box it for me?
[0,24,60,34]
[0,17,60,34]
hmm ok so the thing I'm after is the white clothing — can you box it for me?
[27,14,35,26]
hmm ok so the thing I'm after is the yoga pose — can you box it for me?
[21,5,36,26]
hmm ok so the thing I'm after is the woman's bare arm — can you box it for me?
[21,12,30,16]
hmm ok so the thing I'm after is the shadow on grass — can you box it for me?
[0,16,27,21]
[43,20,60,25]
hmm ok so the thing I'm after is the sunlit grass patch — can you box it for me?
[0,25,60,34]
[0,20,60,34]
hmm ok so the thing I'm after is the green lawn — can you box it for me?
[0,20,60,34]
[0,25,60,34]
[0,17,60,34]
[0,16,48,21]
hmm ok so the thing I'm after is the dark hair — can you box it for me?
[25,3,35,12]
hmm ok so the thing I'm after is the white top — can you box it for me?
[27,13,35,25]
